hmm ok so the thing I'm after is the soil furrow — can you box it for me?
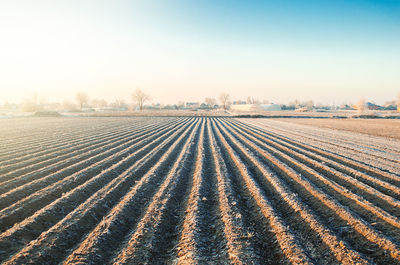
[0,119,193,262]
[62,119,201,265]
[228,120,400,219]
[0,118,178,192]
[230,120,400,263]
[0,118,191,232]
[211,119,315,264]
[0,118,168,178]
[242,119,400,184]
[1,116,398,264]
[0,118,134,162]
[251,119,400,164]
[2,118,197,265]
[230,119,400,207]
[246,119,400,174]
[224,119,400,244]
[0,119,149,173]
[177,119,227,264]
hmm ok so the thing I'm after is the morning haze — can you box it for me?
[1,0,399,105]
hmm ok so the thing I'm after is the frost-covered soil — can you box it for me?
[274,118,400,140]
[0,117,399,264]
[247,119,400,174]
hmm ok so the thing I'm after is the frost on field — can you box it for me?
[0,117,399,264]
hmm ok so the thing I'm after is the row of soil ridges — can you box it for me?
[0,116,399,264]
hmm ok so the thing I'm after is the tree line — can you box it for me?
[72,89,232,111]
[9,89,400,112]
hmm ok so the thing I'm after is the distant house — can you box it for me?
[366,102,382,110]
[231,104,281,112]
[353,102,382,111]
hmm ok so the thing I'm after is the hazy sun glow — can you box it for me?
[1,0,399,105]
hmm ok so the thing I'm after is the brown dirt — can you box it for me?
[1,117,399,264]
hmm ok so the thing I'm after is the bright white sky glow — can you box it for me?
[1,1,399,105]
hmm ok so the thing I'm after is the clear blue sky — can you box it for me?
[1,0,399,105]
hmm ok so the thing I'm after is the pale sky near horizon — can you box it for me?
[0,0,399,105]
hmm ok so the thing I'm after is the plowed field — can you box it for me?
[0,117,399,264]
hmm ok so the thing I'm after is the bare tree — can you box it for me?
[91,99,108,108]
[132,88,150,111]
[205,98,217,108]
[356,99,366,114]
[397,93,400,112]
[62,100,78,112]
[111,99,128,109]
[304,100,314,110]
[219,93,230,110]
[177,101,185,109]
[247,96,258,104]
[21,92,44,112]
[246,96,260,104]
[289,99,301,109]
[76,92,88,110]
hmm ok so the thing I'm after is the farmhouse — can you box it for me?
[352,102,383,111]
[366,102,382,110]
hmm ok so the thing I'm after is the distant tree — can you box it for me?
[288,99,301,109]
[199,103,209,110]
[280,104,295,110]
[132,88,150,111]
[339,103,353,110]
[31,92,39,106]
[219,93,230,110]
[304,100,314,110]
[356,99,366,114]
[110,99,128,109]
[246,96,261,104]
[382,100,396,110]
[162,104,175,110]
[152,102,161,109]
[177,101,185,109]
[21,92,45,112]
[383,100,396,107]
[62,100,78,112]
[205,98,217,108]
[91,99,108,108]
[397,93,400,112]
[21,100,37,112]
[76,92,89,110]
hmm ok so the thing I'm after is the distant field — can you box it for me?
[274,118,400,140]
[0,117,399,264]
